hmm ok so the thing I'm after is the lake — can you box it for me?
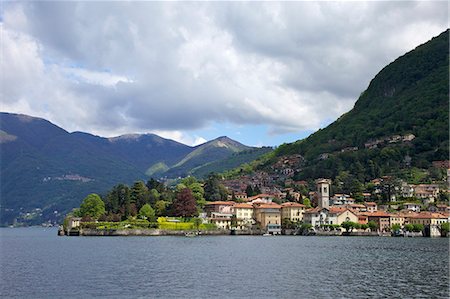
[0,227,448,298]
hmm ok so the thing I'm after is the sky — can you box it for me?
[1,1,448,147]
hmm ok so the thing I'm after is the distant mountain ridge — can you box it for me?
[0,113,269,225]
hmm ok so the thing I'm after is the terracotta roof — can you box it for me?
[254,202,282,209]
[408,212,447,219]
[304,207,322,214]
[367,211,391,217]
[205,201,235,206]
[233,203,253,209]
[364,202,377,206]
[281,202,306,208]
[329,207,351,215]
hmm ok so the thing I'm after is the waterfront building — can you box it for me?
[204,201,234,216]
[253,202,282,234]
[407,212,448,237]
[232,203,255,229]
[303,207,358,227]
[367,211,391,232]
[281,202,306,223]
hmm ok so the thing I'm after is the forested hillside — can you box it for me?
[257,29,449,182]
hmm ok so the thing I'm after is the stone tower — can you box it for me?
[316,179,331,209]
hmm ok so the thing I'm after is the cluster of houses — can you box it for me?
[204,179,449,237]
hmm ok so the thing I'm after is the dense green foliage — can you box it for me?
[440,222,449,235]
[138,204,156,221]
[259,30,449,182]
[79,194,105,219]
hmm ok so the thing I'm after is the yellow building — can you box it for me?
[232,203,255,229]
[253,203,282,233]
[281,202,306,223]
[407,213,448,225]
[389,214,405,227]
[407,212,448,237]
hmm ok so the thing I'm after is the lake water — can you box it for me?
[0,227,449,298]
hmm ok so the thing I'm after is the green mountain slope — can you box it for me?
[0,114,268,225]
[190,147,273,178]
[163,136,255,177]
[260,29,449,181]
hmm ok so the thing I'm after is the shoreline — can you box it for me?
[59,227,439,237]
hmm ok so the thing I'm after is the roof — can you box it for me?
[304,207,322,214]
[247,194,274,201]
[366,211,391,217]
[347,204,366,208]
[281,202,306,208]
[408,212,448,219]
[364,202,377,206]
[205,201,235,206]
[233,203,253,209]
[329,207,353,215]
[254,203,282,209]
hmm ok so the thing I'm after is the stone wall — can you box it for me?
[79,228,229,236]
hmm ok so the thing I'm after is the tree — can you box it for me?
[130,181,149,210]
[155,200,168,216]
[230,215,238,228]
[368,220,378,232]
[146,178,165,193]
[391,224,401,232]
[174,188,197,218]
[341,221,357,232]
[193,217,202,230]
[189,182,205,202]
[404,224,414,232]
[412,223,424,232]
[440,222,449,236]
[80,194,105,219]
[302,198,312,208]
[204,173,223,201]
[139,204,156,221]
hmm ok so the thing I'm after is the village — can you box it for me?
[204,178,449,237]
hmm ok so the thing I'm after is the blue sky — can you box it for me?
[190,122,316,147]
[1,2,448,147]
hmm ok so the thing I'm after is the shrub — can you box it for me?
[404,224,414,232]
[412,223,424,232]
[440,222,449,235]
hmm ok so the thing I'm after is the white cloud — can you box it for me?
[0,2,448,143]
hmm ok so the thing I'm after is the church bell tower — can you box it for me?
[316,179,331,209]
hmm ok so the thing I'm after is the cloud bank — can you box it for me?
[1,2,448,145]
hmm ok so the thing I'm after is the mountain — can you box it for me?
[162,136,252,177]
[0,114,268,225]
[252,30,449,181]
